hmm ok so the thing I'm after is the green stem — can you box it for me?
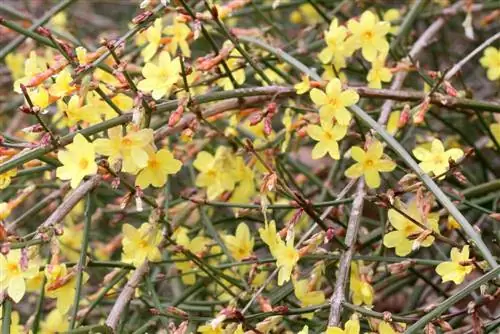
[69,193,93,329]
[31,268,48,334]
[1,299,12,334]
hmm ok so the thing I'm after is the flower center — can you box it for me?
[7,262,20,275]
[433,155,445,165]
[362,30,374,41]
[148,158,160,169]
[324,131,333,140]
[364,159,374,168]
[122,138,133,147]
[79,158,89,170]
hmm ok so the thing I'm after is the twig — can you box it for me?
[378,0,466,124]
[105,262,149,332]
[38,175,101,231]
[0,0,76,61]
[327,180,365,326]
[405,266,500,333]
[444,31,500,81]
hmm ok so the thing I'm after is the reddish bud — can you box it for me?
[444,81,458,97]
[263,117,272,136]
[398,104,411,128]
[169,104,184,127]
[272,305,289,314]
[36,26,52,37]
[132,11,153,25]
[249,112,264,126]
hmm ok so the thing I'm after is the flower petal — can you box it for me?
[310,88,328,106]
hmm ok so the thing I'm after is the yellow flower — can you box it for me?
[347,11,390,61]
[44,264,89,314]
[5,52,25,80]
[0,249,39,303]
[383,9,401,35]
[293,278,325,319]
[56,95,99,126]
[310,78,359,125]
[29,87,51,109]
[26,271,45,292]
[479,47,500,81]
[367,55,392,88]
[294,75,311,95]
[487,123,500,148]
[172,233,211,285]
[0,168,17,189]
[0,202,11,220]
[224,223,254,261]
[40,309,69,334]
[137,51,181,100]
[229,157,256,205]
[349,261,374,306]
[318,19,352,67]
[193,147,238,200]
[256,63,288,86]
[436,246,474,284]
[94,126,153,173]
[259,220,281,257]
[325,315,360,334]
[274,237,299,286]
[447,216,460,230]
[378,321,398,334]
[197,323,224,334]
[135,148,182,188]
[141,18,162,61]
[56,133,97,188]
[386,110,401,136]
[163,19,191,57]
[13,51,44,93]
[49,68,74,97]
[412,139,464,176]
[307,116,348,160]
[216,48,246,91]
[122,223,162,266]
[0,311,23,334]
[344,139,396,188]
[289,4,322,25]
[383,200,440,256]
[58,223,83,262]
[50,12,67,29]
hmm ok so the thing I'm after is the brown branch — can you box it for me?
[105,261,149,332]
[154,94,290,141]
[327,180,366,326]
[38,175,101,231]
[378,0,467,124]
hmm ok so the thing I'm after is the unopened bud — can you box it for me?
[272,305,288,314]
[444,81,458,97]
[132,11,153,25]
[36,26,52,37]
[263,117,272,136]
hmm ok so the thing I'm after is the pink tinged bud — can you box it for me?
[249,112,264,126]
[444,81,458,97]
[263,117,272,136]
